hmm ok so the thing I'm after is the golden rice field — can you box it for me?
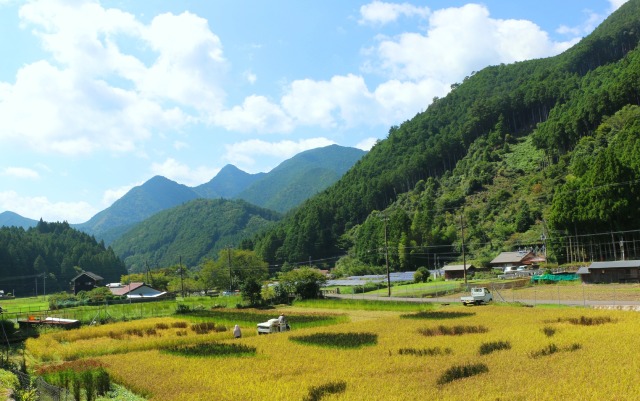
[26,304,640,401]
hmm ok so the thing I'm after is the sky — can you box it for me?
[0,0,629,224]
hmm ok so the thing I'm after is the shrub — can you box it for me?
[530,343,559,358]
[163,343,256,358]
[437,363,489,384]
[561,316,614,326]
[479,341,511,355]
[419,325,488,336]
[400,311,474,320]
[191,322,216,334]
[303,381,347,401]
[290,333,377,349]
[397,347,452,356]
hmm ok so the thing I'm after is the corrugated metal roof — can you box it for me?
[576,266,590,274]
[588,260,640,269]
[443,264,475,271]
[490,251,532,264]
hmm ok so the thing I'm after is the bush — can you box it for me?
[437,363,489,384]
[303,381,347,401]
[479,341,511,355]
[397,347,452,356]
[419,325,488,336]
[290,332,377,349]
[400,311,474,320]
[163,343,256,358]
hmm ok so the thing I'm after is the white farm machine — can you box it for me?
[257,318,290,334]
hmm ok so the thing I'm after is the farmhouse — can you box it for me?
[490,251,539,270]
[107,282,169,300]
[577,260,640,283]
[70,271,104,295]
[443,264,476,280]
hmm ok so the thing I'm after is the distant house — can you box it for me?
[490,251,539,270]
[577,260,640,283]
[107,282,169,299]
[443,264,476,280]
[71,272,104,295]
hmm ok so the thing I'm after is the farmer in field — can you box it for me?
[233,324,242,338]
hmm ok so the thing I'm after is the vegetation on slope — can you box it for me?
[112,198,281,272]
[252,0,640,268]
[0,221,126,294]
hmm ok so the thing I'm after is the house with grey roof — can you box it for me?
[577,260,640,283]
[70,271,104,295]
[490,251,539,270]
[443,264,475,280]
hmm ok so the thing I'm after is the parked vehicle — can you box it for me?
[460,287,493,305]
[257,318,290,334]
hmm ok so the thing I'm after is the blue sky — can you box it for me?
[0,0,628,223]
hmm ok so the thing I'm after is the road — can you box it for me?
[324,293,640,308]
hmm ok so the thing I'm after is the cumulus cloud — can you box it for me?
[609,0,629,11]
[372,4,576,85]
[0,190,97,223]
[224,138,336,171]
[150,158,219,186]
[0,0,226,155]
[359,1,429,25]
[214,95,294,133]
[2,167,40,179]
[355,137,378,151]
[102,184,137,207]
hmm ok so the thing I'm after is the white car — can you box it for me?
[257,318,290,334]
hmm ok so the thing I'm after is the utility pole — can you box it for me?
[380,212,391,297]
[460,210,467,287]
[227,246,233,292]
[179,256,184,298]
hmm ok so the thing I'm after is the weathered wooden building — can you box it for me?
[577,260,640,283]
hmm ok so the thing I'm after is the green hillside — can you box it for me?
[77,176,200,243]
[252,0,640,268]
[112,198,281,272]
[0,221,126,295]
[237,145,366,212]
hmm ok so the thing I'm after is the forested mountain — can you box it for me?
[251,0,640,268]
[237,145,366,212]
[194,164,265,198]
[0,211,37,229]
[111,198,281,272]
[76,176,200,244]
[66,145,363,245]
[0,221,126,295]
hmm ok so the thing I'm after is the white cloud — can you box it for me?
[244,70,257,84]
[214,95,294,133]
[2,167,40,179]
[281,74,375,128]
[224,138,336,171]
[0,190,97,223]
[359,1,430,26]
[355,137,378,151]
[373,4,576,85]
[150,158,218,186]
[0,0,226,156]
[102,183,137,207]
[609,0,629,11]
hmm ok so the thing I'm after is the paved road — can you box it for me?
[324,293,640,308]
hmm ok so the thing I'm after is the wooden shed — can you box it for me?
[443,264,475,280]
[70,271,104,295]
[578,260,640,283]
